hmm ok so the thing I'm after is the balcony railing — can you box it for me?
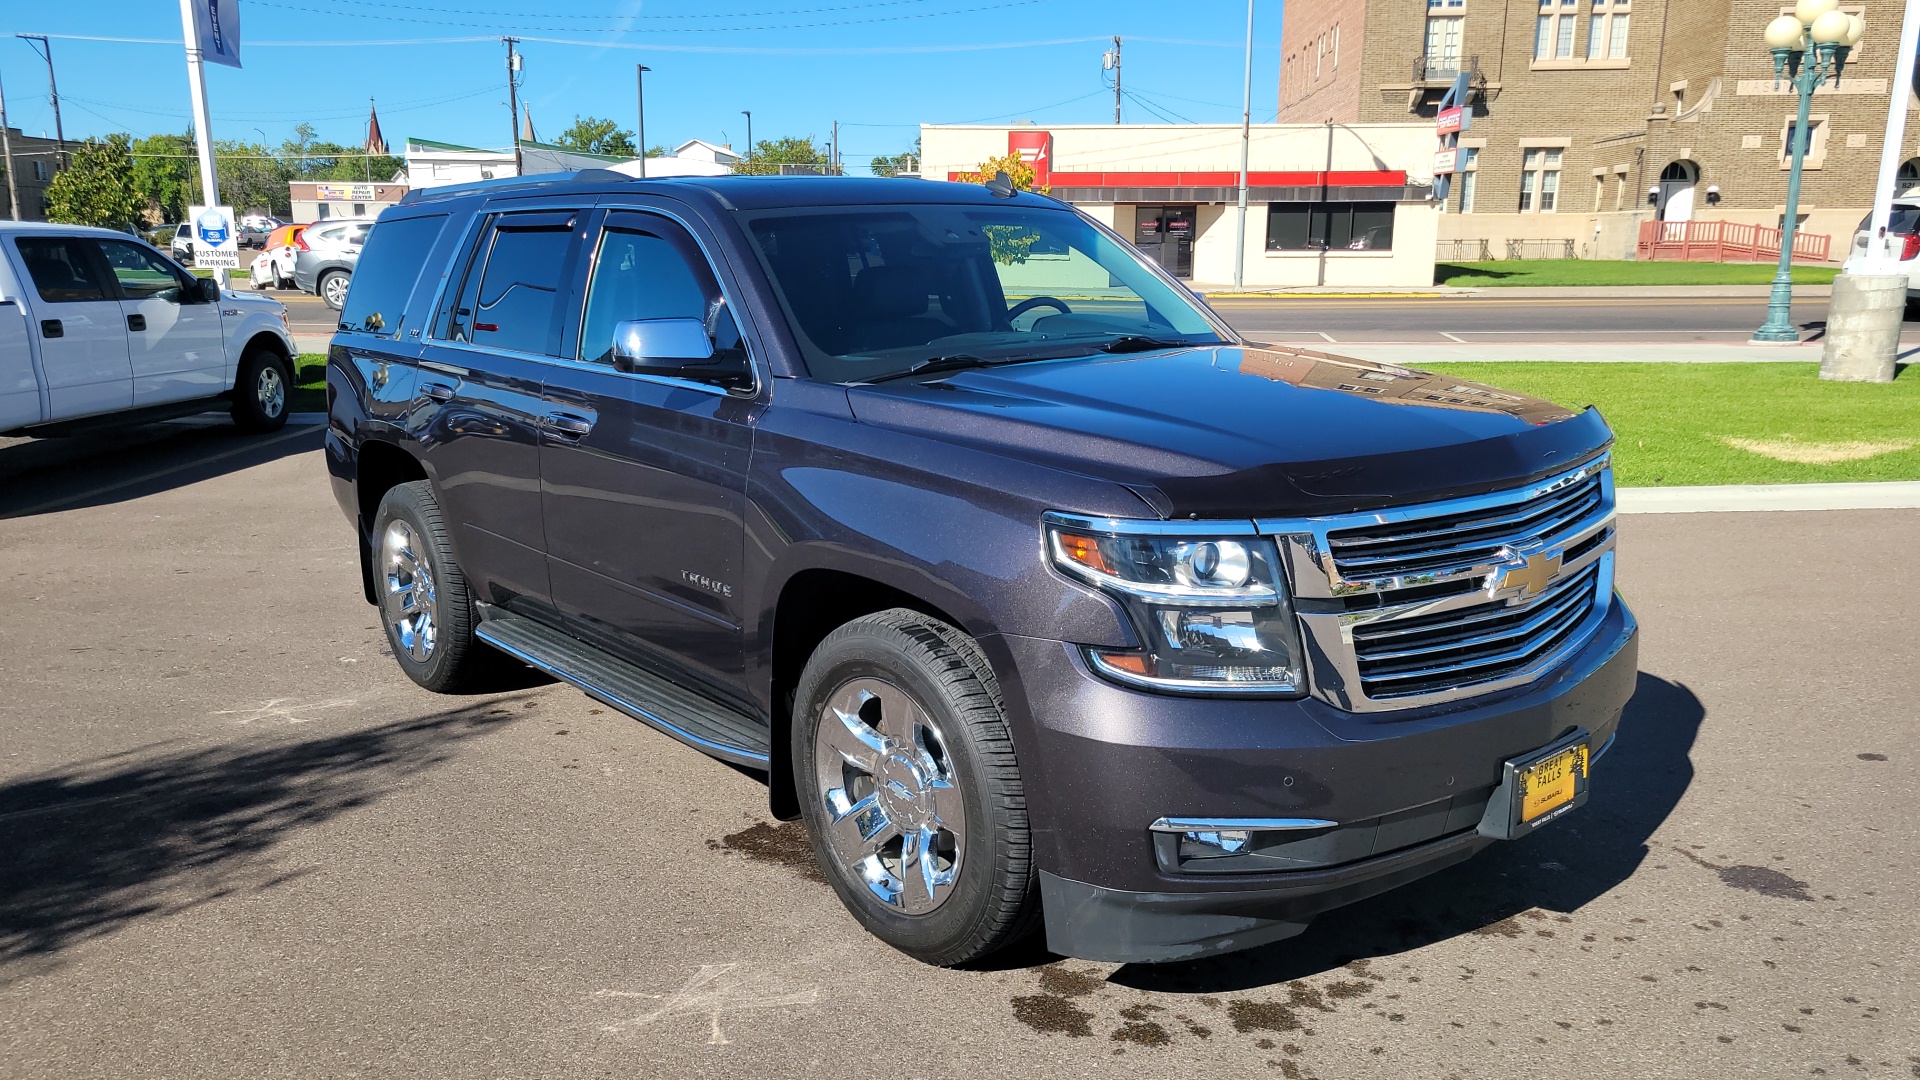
[1413,53,1481,86]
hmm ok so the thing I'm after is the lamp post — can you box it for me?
[636,64,650,179]
[741,110,752,172]
[1752,0,1864,342]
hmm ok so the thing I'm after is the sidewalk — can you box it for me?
[1618,481,1920,513]
[1309,340,1861,365]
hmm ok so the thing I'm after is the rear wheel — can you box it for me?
[230,346,290,432]
[371,481,490,693]
[319,270,350,310]
[793,609,1040,967]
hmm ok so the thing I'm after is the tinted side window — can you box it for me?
[580,224,723,365]
[15,238,111,303]
[338,214,447,336]
[448,214,576,355]
[97,239,190,300]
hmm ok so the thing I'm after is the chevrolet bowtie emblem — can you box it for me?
[1495,551,1562,598]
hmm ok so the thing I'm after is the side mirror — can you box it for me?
[613,317,717,372]
[196,277,220,304]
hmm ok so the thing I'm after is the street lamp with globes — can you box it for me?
[1753,0,1865,342]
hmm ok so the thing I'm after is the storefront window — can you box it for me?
[1265,202,1396,251]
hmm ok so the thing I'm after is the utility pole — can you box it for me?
[1233,1,1254,289]
[504,37,522,175]
[1110,36,1123,123]
[0,66,18,220]
[635,63,650,178]
[831,119,838,175]
[741,110,752,168]
[16,36,65,171]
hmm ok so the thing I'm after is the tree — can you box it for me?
[44,134,141,229]
[132,132,196,223]
[556,115,637,158]
[869,136,921,178]
[955,151,1051,264]
[734,135,829,175]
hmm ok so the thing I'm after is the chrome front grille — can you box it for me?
[1324,470,1604,589]
[1260,455,1617,712]
[1350,562,1601,699]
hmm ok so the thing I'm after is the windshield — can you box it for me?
[737,203,1230,383]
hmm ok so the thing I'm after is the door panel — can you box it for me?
[539,209,758,696]
[98,239,227,404]
[10,236,132,420]
[0,301,41,429]
[414,208,589,614]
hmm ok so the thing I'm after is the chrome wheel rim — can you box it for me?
[256,364,286,418]
[381,520,438,663]
[323,274,349,307]
[815,677,965,915]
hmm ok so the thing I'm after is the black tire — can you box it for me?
[230,346,291,433]
[319,269,350,310]
[370,481,491,694]
[792,608,1040,967]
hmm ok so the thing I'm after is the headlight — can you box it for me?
[1047,519,1306,695]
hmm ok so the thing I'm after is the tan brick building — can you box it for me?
[1280,0,1915,259]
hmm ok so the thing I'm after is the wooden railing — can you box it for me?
[1636,220,1831,263]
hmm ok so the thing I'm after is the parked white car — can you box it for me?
[1841,199,1920,296]
[0,222,298,435]
[248,223,308,291]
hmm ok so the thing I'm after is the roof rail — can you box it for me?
[398,168,628,205]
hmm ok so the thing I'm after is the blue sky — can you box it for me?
[2,0,1282,167]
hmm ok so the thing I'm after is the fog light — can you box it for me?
[1181,829,1253,856]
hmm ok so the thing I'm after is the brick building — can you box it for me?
[1280,0,1913,259]
[1,128,63,221]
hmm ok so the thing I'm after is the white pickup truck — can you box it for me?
[0,221,299,437]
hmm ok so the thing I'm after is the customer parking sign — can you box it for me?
[188,205,240,269]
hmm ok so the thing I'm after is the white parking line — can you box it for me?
[8,425,317,517]
[1440,332,1468,342]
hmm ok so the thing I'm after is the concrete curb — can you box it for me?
[1200,284,1835,300]
[1618,481,1920,514]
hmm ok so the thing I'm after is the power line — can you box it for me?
[293,0,976,20]
[19,31,1114,54]
[247,0,1047,33]
[60,84,499,124]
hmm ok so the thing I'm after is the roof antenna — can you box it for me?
[984,170,1015,198]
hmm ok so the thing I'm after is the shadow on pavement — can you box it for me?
[0,697,527,977]
[1109,672,1705,994]
[0,420,320,520]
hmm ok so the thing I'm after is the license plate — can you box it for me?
[1477,730,1592,840]
[1519,743,1588,823]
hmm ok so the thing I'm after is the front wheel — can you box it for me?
[793,609,1040,967]
[230,347,290,432]
[371,481,491,693]
[319,270,350,310]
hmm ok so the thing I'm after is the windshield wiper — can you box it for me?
[1095,335,1193,354]
[861,353,1002,384]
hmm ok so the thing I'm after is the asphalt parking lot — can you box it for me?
[1,424,1914,1079]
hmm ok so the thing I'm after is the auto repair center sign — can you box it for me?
[189,205,240,269]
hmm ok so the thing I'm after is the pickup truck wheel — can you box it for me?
[319,270,350,310]
[793,609,1039,966]
[372,481,488,693]
[230,347,290,433]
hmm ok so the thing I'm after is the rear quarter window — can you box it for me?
[338,214,449,336]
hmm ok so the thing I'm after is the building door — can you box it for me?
[1658,161,1698,222]
[1132,206,1197,278]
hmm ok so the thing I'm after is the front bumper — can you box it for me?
[992,596,1638,964]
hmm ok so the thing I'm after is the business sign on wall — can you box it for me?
[1007,130,1052,187]
[316,183,378,202]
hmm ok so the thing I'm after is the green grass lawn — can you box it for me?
[291,353,326,414]
[1435,260,1839,288]
[1422,362,1920,486]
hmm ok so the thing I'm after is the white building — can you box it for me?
[403,137,517,189]
[919,123,1439,289]
[669,139,742,169]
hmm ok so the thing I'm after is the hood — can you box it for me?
[845,345,1611,518]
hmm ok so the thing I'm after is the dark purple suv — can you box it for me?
[325,173,1637,966]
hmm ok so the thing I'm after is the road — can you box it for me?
[280,291,1902,350]
[1,426,1912,1079]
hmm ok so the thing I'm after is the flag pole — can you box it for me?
[178,0,226,288]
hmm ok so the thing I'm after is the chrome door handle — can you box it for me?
[418,381,455,403]
[541,412,594,437]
